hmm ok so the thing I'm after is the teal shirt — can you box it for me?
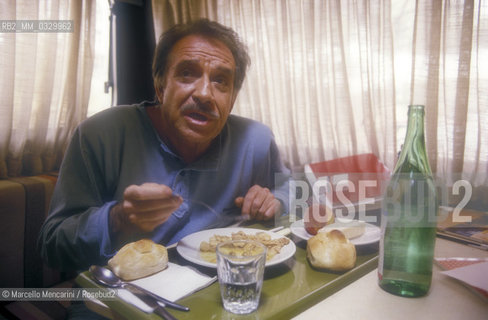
[38,102,290,271]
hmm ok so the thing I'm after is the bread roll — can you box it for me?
[108,239,168,280]
[318,220,366,239]
[306,230,356,271]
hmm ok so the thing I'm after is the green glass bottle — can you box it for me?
[378,105,438,297]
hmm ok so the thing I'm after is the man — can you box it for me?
[38,19,289,272]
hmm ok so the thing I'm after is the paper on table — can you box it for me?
[117,262,216,313]
[440,261,488,299]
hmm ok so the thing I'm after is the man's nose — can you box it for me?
[193,76,213,105]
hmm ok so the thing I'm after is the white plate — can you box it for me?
[290,219,381,245]
[176,227,296,268]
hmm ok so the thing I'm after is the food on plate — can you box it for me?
[217,240,265,257]
[199,231,290,263]
[108,239,168,281]
[306,230,356,271]
[304,203,335,235]
[318,220,366,239]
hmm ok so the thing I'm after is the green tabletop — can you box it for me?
[76,222,379,320]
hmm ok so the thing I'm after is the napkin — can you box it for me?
[117,262,216,313]
[437,259,488,301]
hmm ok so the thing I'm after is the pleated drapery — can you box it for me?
[152,0,487,206]
[0,0,97,178]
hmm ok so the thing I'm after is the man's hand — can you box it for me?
[110,183,183,234]
[234,185,281,221]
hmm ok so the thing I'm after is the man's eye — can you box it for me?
[177,69,197,83]
[214,77,229,86]
[181,69,192,77]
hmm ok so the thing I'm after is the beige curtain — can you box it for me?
[409,0,488,205]
[153,0,487,206]
[152,0,397,167]
[0,0,96,178]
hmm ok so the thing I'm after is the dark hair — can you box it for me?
[152,19,250,94]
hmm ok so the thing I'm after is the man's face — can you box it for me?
[157,34,237,149]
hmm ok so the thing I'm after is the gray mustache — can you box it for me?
[181,103,220,120]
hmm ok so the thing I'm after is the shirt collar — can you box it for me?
[188,133,222,171]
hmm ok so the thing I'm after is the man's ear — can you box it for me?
[154,85,164,104]
[229,90,238,112]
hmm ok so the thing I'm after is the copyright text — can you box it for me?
[1,288,117,301]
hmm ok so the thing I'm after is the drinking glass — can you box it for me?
[216,240,267,314]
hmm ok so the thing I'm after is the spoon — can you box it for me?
[89,265,189,312]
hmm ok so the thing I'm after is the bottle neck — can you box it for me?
[394,105,432,175]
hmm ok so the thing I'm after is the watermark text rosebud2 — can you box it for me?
[284,173,473,225]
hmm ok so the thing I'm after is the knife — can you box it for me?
[123,281,189,312]
[130,288,178,320]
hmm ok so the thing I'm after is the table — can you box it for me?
[77,226,487,320]
[292,238,488,320]
[76,221,379,319]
